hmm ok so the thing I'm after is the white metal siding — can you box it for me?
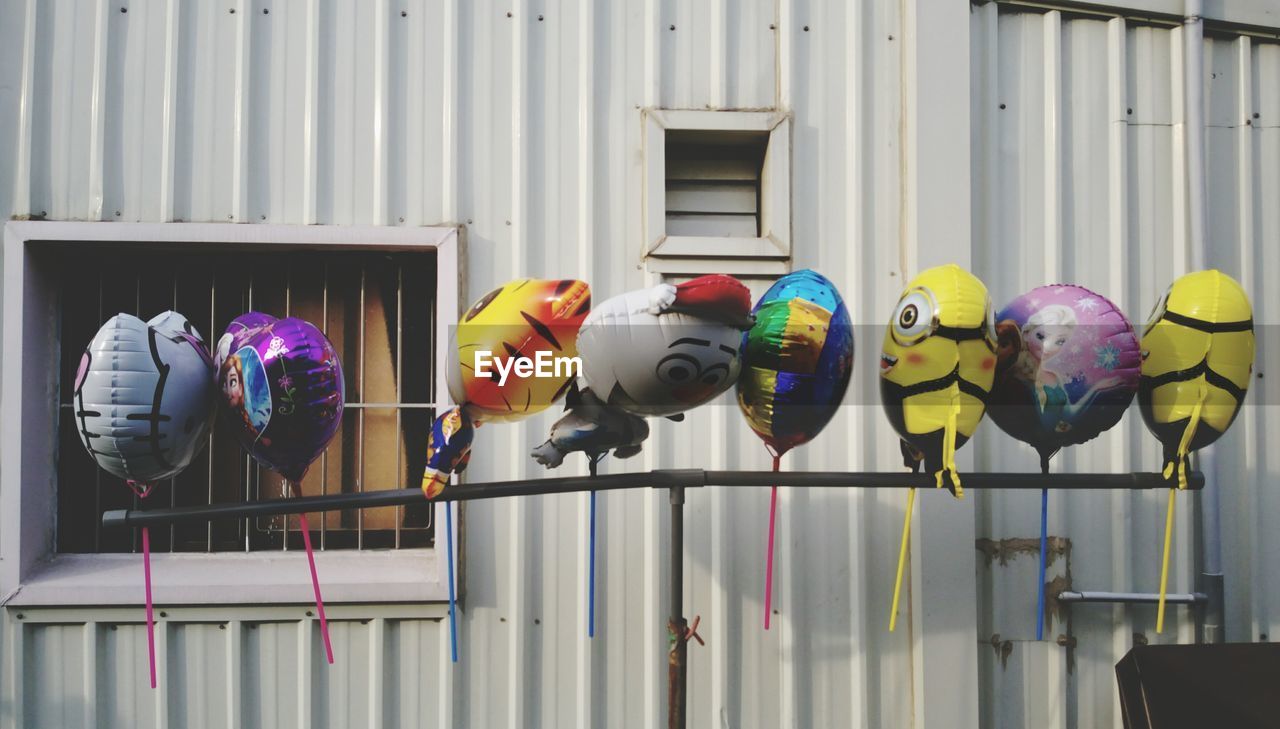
[1,1,1278,727]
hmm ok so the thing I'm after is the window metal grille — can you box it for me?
[56,249,438,554]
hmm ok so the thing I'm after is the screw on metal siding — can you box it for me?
[120,6,127,12]
[307,610,314,617]
[1127,108,1133,115]
[229,7,235,13]
[401,10,407,17]
[159,611,167,618]
[769,23,776,29]
[669,24,675,30]
[1254,112,1261,118]
[538,14,544,21]
[803,25,809,31]
[999,103,1006,110]
[507,11,512,17]
[263,8,269,14]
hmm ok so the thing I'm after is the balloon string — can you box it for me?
[290,482,333,664]
[889,487,916,632]
[128,480,158,690]
[1156,487,1177,634]
[764,454,780,630]
[445,499,459,663]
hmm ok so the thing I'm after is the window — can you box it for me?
[643,109,792,276]
[1,222,459,606]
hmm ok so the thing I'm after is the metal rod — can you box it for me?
[101,470,1203,530]
[667,486,687,729]
[1057,590,1207,606]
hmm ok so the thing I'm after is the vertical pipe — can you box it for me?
[1182,0,1224,643]
[667,486,687,729]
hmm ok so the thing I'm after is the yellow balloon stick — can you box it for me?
[889,487,916,632]
[1156,487,1176,633]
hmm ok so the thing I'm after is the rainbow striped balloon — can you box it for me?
[736,270,854,456]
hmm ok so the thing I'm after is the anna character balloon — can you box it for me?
[216,313,345,663]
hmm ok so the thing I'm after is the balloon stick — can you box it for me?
[1035,452,1052,642]
[142,525,156,688]
[889,488,916,632]
[127,480,158,689]
[764,453,781,630]
[291,482,333,664]
[1036,488,1049,641]
[1156,487,1176,633]
[587,455,602,638]
[446,499,459,662]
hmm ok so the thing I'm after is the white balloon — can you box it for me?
[576,285,743,417]
[73,311,217,484]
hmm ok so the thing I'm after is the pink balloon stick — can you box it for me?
[142,526,157,689]
[298,512,334,664]
[764,454,781,630]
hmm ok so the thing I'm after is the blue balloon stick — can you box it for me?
[589,490,597,638]
[1036,487,1048,641]
[446,500,459,663]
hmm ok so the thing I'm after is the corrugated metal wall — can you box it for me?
[1,0,1277,727]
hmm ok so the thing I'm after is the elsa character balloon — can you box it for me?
[1007,304,1121,433]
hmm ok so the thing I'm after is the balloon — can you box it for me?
[881,264,995,634]
[989,285,1141,463]
[74,311,217,483]
[74,310,217,690]
[421,407,475,498]
[1138,270,1254,634]
[576,274,752,418]
[530,385,649,468]
[215,313,344,484]
[879,263,997,495]
[986,285,1140,641]
[1139,270,1254,486]
[736,269,854,456]
[446,278,591,423]
[735,269,853,631]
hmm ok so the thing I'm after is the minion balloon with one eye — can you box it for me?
[881,263,997,632]
[879,264,998,495]
[1138,269,1254,633]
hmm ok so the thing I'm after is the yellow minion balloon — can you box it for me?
[879,264,998,496]
[1139,270,1254,487]
[1139,270,1253,633]
[882,264,996,632]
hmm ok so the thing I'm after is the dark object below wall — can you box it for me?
[1116,643,1280,729]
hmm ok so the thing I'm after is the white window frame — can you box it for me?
[0,221,459,609]
[643,109,792,276]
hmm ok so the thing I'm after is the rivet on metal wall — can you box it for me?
[401,10,407,17]
[506,11,512,17]
[669,24,675,30]
[229,7,236,13]
[538,14,544,21]
[803,25,809,31]
[159,611,167,618]
[769,23,776,30]
[1127,108,1133,115]
[1254,112,1261,119]
[263,8,269,14]
[999,103,1006,110]
[120,7,127,13]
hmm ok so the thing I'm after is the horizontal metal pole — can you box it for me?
[1058,590,1208,606]
[101,469,1201,530]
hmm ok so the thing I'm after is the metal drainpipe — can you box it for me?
[1183,0,1225,644]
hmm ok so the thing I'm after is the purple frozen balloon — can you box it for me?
[988,285,1140,461]
[216,313,344,483]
